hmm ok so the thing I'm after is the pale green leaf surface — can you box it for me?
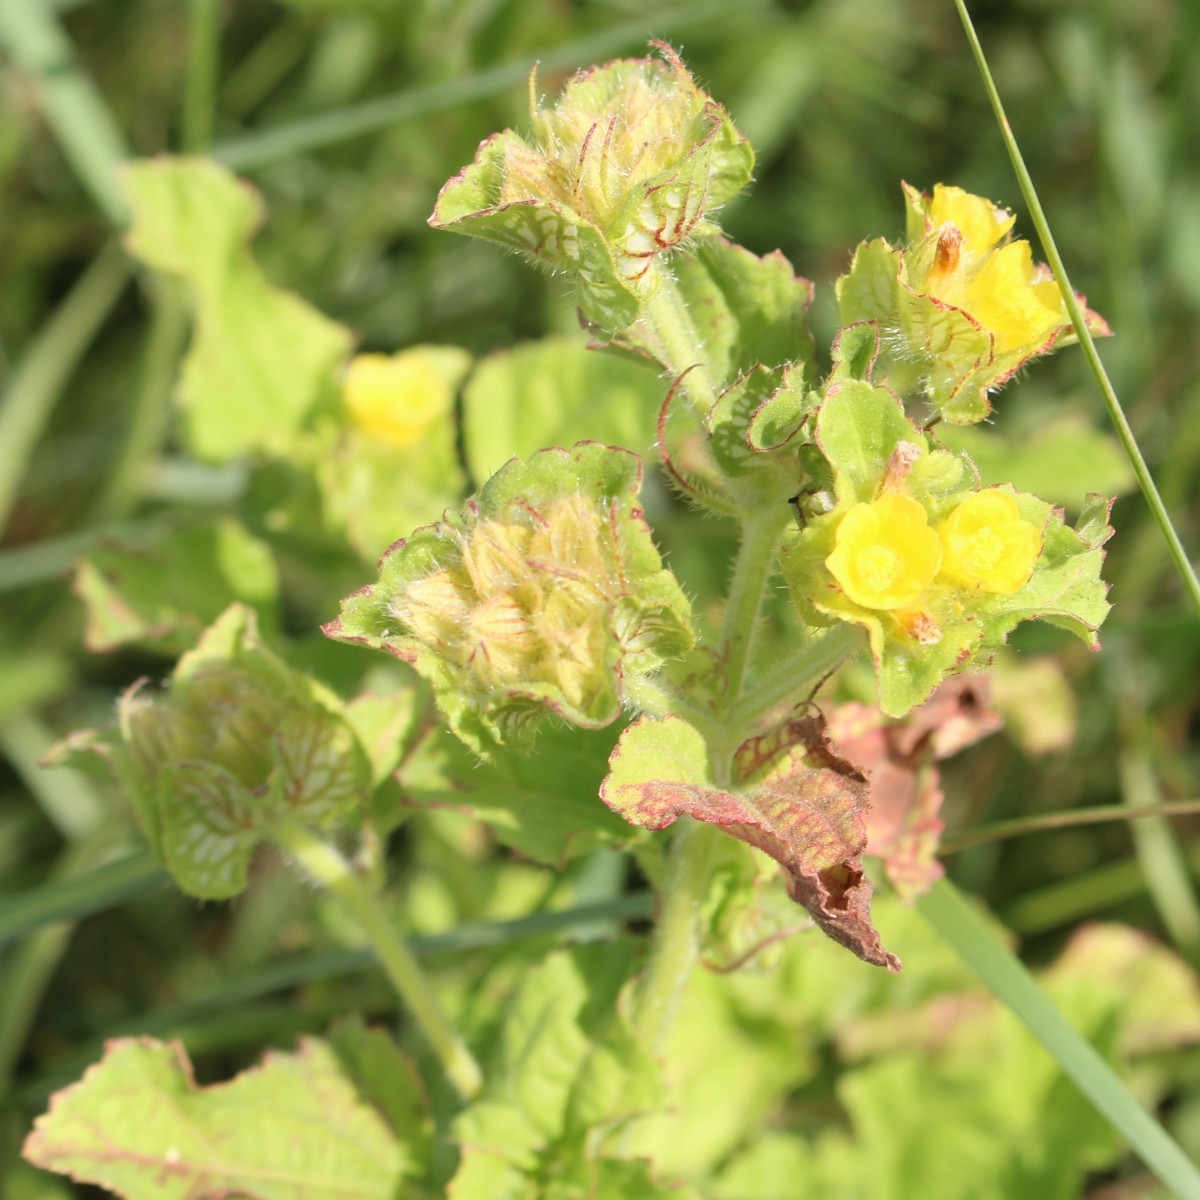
[73,518,280,655]
[451,946,658,1197]
[939,418,1135,510]
[122,158,352,460]
[462,337,664,483]
[402,723,638,865]
[23,1037,405,1200]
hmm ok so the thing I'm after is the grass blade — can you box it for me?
[0,853,167,949]
[952,0,1200,618]
[213,0,768,170]
[0,0,129,223]
[919,878,1200,1199]
[0,241,130,538]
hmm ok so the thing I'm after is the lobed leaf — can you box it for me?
[23,1037,407,1200]
[122,157,352,460]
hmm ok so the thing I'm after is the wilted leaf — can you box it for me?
[828,678,1001,901]
[601,715,900,970]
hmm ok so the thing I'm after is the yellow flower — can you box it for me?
[921,185,1066,356]
[938,490,1041,593]
[826,494,942,611]
[343,350,454,447]
[927,184,1014,258]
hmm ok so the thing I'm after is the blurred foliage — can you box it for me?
[2,0,1200,1195]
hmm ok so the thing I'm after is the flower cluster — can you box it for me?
[780,382,1110,715]
[827,488,1042,614]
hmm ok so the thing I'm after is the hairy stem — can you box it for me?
[631,816,722,1052]
[727,623,866,735]
[721,506,795,710]
[638,267,720,411]
[269,819,482,1101]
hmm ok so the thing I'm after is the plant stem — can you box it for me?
[268,819,482,1101]
[182,0,220,154]
[728,623,866,732]
[952,0,1200,618]
[720,507,793,710]
[631,816,721,1051]
[638,268,720,411]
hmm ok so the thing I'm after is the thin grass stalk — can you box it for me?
[951,0,1200,618]
[919,879,1200,1200]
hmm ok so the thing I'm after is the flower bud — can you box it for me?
[430,44,753,335]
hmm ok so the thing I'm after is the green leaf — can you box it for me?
[938,418,1135,512]
[402,722,639,865]
[462,337,664,483]
[122,157,352,460]
[23,1037,406,1199]
[601,715,900,970]
[73,518,280,655]
[450,945,664,1198]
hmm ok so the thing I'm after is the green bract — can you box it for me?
[429,44,753,336]
[52,605,368,899]
[780,383,1112,715]
[324,442,695,757]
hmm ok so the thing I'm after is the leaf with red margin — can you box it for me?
[600,714,900,971]
[828,677,1002,902]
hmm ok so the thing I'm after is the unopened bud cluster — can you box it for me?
[326,442,694,754]
[430,44,754,334]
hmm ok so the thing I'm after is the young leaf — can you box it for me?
[73,518,280,655]
[52,605,369,899]
[601,714,901,970]
[462,337,665,484]
[23,1037,407,1199]
[122,157,352,460]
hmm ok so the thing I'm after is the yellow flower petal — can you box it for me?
[826,494,942,611]
[938,489,1042,593]
[928,184,1014,257]
[343,350,454,447]
[964,241,1065,355]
